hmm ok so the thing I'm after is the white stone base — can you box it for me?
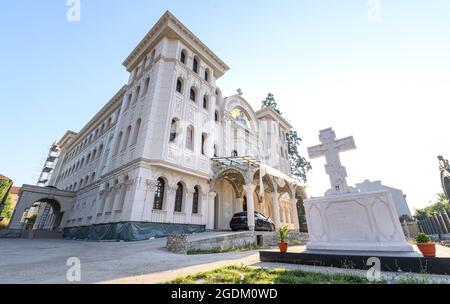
[304,190,415,254]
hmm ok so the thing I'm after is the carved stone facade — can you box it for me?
[9,12,304,236]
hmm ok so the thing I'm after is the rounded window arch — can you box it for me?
[169,118,179,142]
[122,125,132,151]
[180,50,186,64]
[190,87,197,102]
[204,68,210,82]
[201,133,207,155]
[203,95,208,109]
[174,182,184,212]
[176,77,183,94]
[214,110,219,122]
[186,125,194,151]
[131,118,141,146]
[153,178,166,210]
[193,56,199,73]
[192,186,200,214]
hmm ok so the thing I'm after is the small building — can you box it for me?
[355,180,412,218]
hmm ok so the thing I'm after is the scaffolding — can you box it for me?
[33,143,61,230]
[37,143,60,187]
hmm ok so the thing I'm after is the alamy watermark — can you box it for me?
[366,257,381,282]
[66,257,81,282]
[67,0,81,22]
[367,0,382,21]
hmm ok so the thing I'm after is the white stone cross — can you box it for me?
[308,128,356,196]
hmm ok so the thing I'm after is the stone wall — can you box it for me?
[166,234,189,253]
[258,231,309,247]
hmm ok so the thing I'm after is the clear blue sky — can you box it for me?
[2,1,450,212]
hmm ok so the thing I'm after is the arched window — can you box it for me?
[174,182,183,212]
[193,57,198,73]
[232,150,238,157]
[91,172,96,182]
[169,119,178,142]
[143,77,150,95]
[153,178,165,210]
[176,78,183,94]
[114,132,123,155]
[131,119,141,146]
[203,96,208,109]
[190,87,196,102]
[134,86,141,103]
[122,126,132,151]
[204,69,209,82]
[201,133,207,155]
[186,125,194,150]
[125,93,132,110]
[99,144,104,157]
[214,111,219,122]
[214,144,218,157]
[192,186,200,214]
[180,50,186,64]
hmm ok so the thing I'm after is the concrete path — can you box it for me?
[0,236,258,284]
[1,237,450,284]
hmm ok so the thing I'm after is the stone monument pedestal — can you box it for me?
[304,190,416,256]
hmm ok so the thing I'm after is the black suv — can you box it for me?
[229,211,275,232]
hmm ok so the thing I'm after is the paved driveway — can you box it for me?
[0,234,260,284]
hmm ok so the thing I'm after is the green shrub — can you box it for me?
[278,226,289,243]
[415,232,432,244]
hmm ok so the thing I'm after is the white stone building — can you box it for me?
[355,180,412,218]
[9,11,305,240]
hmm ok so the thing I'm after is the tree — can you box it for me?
[261,93,282,115]
[414,192,450,220]
[286,130,312,183]
[260,93,312,182]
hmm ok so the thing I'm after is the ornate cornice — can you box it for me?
[122,11,229,77]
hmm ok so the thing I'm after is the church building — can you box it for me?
[9,11,305,240]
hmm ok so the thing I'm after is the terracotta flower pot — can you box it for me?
[417,243,436,257]
[278,242,288,253]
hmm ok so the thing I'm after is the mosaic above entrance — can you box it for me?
[231,107,251,129]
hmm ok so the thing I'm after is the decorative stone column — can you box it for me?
[243,184,256,231]
[270,191,281,229]
[164,184,177,223]
[138,179,157,222]
[207,192,217,230]
[236,198,244,212]
[289,198,300,230]
[200,190,208,225]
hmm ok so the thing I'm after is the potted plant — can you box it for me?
[278,226,290,253]
[415,232,436,257]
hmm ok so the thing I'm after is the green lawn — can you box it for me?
[165,265,437,284]
[166,265,376,284]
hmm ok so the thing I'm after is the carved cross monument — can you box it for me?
[308,128,356,195]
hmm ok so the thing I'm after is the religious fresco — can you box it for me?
[231,107,251,129]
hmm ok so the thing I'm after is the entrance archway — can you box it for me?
[8,185,75,232]
[210,168,246,230]
[32,198,63,231]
